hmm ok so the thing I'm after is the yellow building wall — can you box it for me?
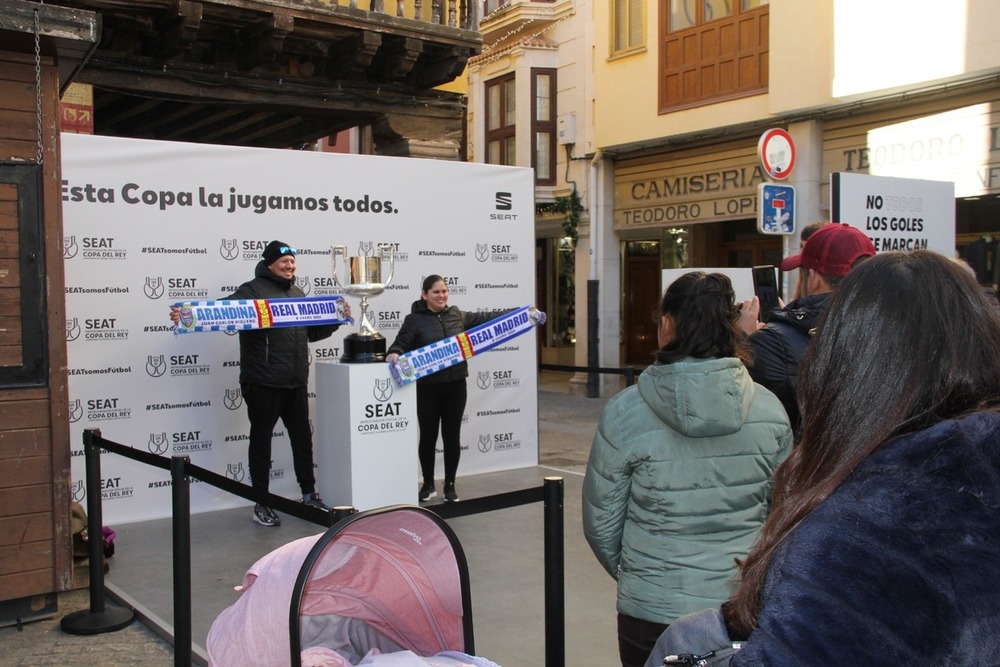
[594,0,1000,151]
[593,0,772,149]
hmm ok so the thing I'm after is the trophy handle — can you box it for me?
[378,243,395,286]
[330,245,347,288]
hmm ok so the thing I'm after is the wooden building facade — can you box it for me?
[0,1,99,616]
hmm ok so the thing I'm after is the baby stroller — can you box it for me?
[207,505,483,667]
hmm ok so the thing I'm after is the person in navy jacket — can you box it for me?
[721,250,1000,665]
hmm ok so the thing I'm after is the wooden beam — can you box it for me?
[155,105,245,140]
[79,56,466,118]
[238,12,293,69]
[328,29,381,79]
[196,109,272,142]
[96,96,162,127]
[153,0,203,59]
[0,0,100,44]
[376,36,423,82]
[408,45,469,88]
[130,100,208,132]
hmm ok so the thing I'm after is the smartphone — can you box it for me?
[752,265,781,321]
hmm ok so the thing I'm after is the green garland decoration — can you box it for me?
[536,188,583,245]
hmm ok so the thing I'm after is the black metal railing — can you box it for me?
[70,428,565,667]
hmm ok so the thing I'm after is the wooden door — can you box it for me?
[624,253,662,366]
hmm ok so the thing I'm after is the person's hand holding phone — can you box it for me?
[737,296,764,334]
[752,266,782,322]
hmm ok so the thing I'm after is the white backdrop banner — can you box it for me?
[61,133,538,524]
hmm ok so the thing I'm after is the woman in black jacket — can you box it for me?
[386,275,497,502]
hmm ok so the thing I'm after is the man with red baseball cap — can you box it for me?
[748,223,876,434]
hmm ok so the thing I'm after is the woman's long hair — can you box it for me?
[656,271,751,365]
[722,250,1000,637]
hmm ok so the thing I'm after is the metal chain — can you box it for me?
[33,8,44,165]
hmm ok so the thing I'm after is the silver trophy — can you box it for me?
[331,242,395,362]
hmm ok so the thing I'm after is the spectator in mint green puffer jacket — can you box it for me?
[582,271,791,667]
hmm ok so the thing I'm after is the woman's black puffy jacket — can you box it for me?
[387,299,497,384]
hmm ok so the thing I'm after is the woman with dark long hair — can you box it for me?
[583,271,792,667]
[722,250,1000,664]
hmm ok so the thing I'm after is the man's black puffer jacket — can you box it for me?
[227,261,338,388]
[387,299,497,385]
[747,292,830,432]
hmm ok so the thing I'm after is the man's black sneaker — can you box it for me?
[302,493,331,511]
[443,483,459,502]
[419,482,436,502]
[252,504,281,527]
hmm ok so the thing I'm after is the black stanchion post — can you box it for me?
[625,366,636,386]
[172,456,193,667]
[61,428,136,635]
[543,477,565,667]
[332,506,356,524]
[587,280,599,398]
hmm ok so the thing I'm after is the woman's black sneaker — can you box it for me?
[419,482,436,502]
[443,483,459,502]
[252,504,281,527]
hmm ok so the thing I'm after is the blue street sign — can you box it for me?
[758,182,796,235]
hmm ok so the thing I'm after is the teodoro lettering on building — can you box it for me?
[615,162,767,229]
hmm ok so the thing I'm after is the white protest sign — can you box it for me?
[662,268,756,303]
[831,172,955,254]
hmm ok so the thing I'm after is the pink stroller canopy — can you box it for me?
[207,506,472,667]
[296,508,468,657]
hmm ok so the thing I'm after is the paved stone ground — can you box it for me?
[1,377,612,666]
[0,587,175,666]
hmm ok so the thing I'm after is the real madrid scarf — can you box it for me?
[172,296,352,333]
[389,306,545,386]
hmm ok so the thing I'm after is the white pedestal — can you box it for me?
[314,361,418,510]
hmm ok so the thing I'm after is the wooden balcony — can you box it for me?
[52,0,483,150]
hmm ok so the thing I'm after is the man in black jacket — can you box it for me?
[231,240,352,526]
[743,224,875,435]
[172,240,349,527]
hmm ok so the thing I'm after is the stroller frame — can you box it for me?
[287,504,476,666]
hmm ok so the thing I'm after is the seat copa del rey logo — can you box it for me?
[477,431,521,453]
[143,276,209,300]
[474,243,518,263]
[476,369,520,390]
[66,317,129,342]
[70,474,135,502]
[356,378,409,435]
[143,353,210,378]
[62,235,128,260]
[148,430,213,454]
